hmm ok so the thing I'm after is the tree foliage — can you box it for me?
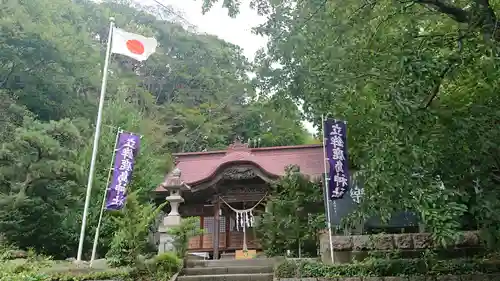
[167,217,204,259]
[202,0,500,246]
[105,193,167,267]
[0,0,309,259]
[256,165,324,257]
[0,117,86,258]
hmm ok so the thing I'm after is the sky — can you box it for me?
[141,0,316,134]
[148,0,268,60]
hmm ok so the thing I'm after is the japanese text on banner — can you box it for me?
[324,119,349,199]
[105,132,141,210]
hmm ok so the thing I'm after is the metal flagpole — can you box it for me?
[321,114,335,264]
[76,17,115,262]
[90,127,121,267]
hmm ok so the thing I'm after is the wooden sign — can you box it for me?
[235,249,257,259]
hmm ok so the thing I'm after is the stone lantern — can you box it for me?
[158,167,184,254]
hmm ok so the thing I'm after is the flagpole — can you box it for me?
[90,127,121,267]
[321,114,335,264]
[76,17,115,262]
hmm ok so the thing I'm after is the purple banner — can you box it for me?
[324,119,349,200]
[105,132,141,210]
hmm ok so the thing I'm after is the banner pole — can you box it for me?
[76,17,115,262]
[90,127,122,267]
[321,114,335,264]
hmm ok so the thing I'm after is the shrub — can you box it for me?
[47,270,129,281]
[274,258,500,278]
[0,246,53,281]
[167,217,203,259]
[128,252,181,281]
[106,193,168,267]
[154,252,182,273]
[256,165,325,258]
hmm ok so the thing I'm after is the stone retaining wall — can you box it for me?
[319,231,482,264]
[278,275,500,281]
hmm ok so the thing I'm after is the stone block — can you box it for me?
[332,236,353,251]
[454,231,480,247]
[363,277,383,281]
[299,278,317,281]
[337,277,361,281]
[333,251,354,264]
[382,277,407,281]
[407,276,426,281]
[352,251,369,262]
[485,274,500,281]
[411,233,433,249]
[352,235,372,250]
[163,214,182,226]
[371,235,395,250]
[318,278,338,281]
[457,275,488,281]
[10,250,28,259]
[435,275,460,281]
[394,234,413,249]
[320,240,329,252]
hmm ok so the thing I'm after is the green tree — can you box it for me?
[200,0,500,246]
[0,0,313,259]
[0,117,86,258]
[105,193,168,267]
[167,217,204,259]
[256,165,324,257]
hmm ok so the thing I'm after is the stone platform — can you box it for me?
[319,231,484,264]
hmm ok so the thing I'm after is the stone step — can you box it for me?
[186,258,275,268]
[183,265,274,276]
[178,273,273,281]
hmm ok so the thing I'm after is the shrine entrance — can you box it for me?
[154,140,325,259]
[180,173,270,259]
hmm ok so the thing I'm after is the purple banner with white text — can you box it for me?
[324,119,349,200]
[105,132,141,210]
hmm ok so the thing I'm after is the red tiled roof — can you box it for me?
[155,143,325,192]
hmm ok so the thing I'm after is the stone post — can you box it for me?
[265,195,274,213]
[158,168,184,254]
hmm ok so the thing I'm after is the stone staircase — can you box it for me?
[177,258,275,281]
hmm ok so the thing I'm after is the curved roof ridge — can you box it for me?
[155,142,325,192]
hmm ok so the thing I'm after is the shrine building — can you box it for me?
[154,140,325,259]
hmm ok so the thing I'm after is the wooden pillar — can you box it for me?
[213,198,220,260]
[225,212,230,248]
[199,216,204,249]
[242,202,247,251]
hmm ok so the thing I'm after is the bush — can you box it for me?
[47,270,129,281]
[105,193,168,267]
[0,246,53,281]
[256,165,325,258]
[274,258,500,278]
[0,244,180,281]
[154,252,182,273]
[167,217,203,259]
[127,252,181,281]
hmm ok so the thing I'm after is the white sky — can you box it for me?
[148,0,268,60]
[140,0,316,134]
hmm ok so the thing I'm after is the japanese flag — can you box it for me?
[111,27,158,61]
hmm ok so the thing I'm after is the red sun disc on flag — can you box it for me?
[126,39,145,55]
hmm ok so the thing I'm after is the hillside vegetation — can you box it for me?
[0,0,310,259]
[202,0,500,247]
